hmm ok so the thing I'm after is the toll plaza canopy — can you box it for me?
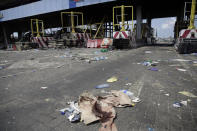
[0,0,191,32]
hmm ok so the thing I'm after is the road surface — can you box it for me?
[0,45,197,131]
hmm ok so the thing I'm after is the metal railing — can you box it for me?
[31,19,44,37]
[61,11,84,33]
[113,5,134,32]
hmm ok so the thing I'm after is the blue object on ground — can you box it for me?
[148,68,158,71]
[95,84,110,89]
[148,127,154,131]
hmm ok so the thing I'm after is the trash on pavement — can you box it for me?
[145,51,152,54]
[78,90,136,130]
[148,127,154,131]
[193,61,197,64]
[176,68,187,72]
[125,83,132,86]
[78,92,100,124]
[142,60,158,66]
[148,67,158,71]
[93,56,108,61]
[191,53,197,56]
[95,84,110,89]
[107,76,118,83]
[100,48,108,53]
[180,101,187,106]
[60,108,67,115]
[169,64,181,67]
[60,90,139,130]
[121,90,141,103]
[187,99,191,102]
[41,87,48,89]
[165,93,170,96]
[60,101,80,122]
[178,91,197,98]
[171,59,191,62]
[173,102,182,108]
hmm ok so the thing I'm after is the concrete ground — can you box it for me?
[0,46,197,131]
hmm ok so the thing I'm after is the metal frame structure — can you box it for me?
[31,19,44,37]
[113,5,134,32]
[184,2,197,21]
[61,11,84,33]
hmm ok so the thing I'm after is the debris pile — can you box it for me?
[60,90,140,131]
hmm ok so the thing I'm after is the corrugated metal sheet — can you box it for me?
[0,0,115,22]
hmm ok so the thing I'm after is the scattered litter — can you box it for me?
[60,108,67,115]
[148,67,158,71]
[107,76,118,83]
[45,98,50,102]
[169,64,181,67]
[5,88,8,90]
[95,84,110,89]
[171,59,191,62]
[94,56,108,61]
[125,83,132,86]
[165,93,170,96]
[60,101,80,122]
[191,53,197,56]
[178,91,197,98]
[132,97,141,103]
[121,90,141,103]
[193,61,197,64]
[100,48,108,52]
[180,101,187,106]
[160,90,164,92]
[60,90,138,130]
[187,99,191,102]
[145,51,152,54]
[41,87,48,89]
[176,68,187,72]
[142,61,158,66]
[148,127,154,131]
[173,102,182,108]
[79,90,135,130]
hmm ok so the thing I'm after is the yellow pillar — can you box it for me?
[188,0,196,29]
[71,12,75,33]
[121,5,125,31]
[36,19,40,37]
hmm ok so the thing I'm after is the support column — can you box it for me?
[18,31,22,40]
[147,17,152,37]
[136,6,142,39]
[2,24,8,48]
[109,22,111,38]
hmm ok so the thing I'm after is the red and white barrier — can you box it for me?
[113,31,130,39]
[101,38,113,48]
[87,39,103,48]
[180,29,197,38]
[74,33,90,41]
[32,37,54,48]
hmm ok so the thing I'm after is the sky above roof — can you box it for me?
[152,17,176,38]
[152,16,197,38]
